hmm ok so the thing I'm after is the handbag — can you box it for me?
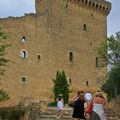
[85,100,93,114]
[68,100,77,108]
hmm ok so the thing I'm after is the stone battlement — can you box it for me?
[68,0,111,15]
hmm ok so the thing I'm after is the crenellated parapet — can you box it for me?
[67,0,111,16]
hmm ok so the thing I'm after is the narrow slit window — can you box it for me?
[90,42,92,46]
[83,24,87,31]
[66,4,68,8]
[69,78,72,84]
[37,54,41,60]
[86,81,89,87]
[96,57,98,67]
[69,52,73,62]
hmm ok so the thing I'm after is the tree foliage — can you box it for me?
[0,30,10,76]
[107,32,120,65]
[0,30,10,102]
[97,40,108,67]
[101,64,120,100]
[52,70,69,104]
[0,89,9,102]
[98,31,120,99]
[98,31,120,66]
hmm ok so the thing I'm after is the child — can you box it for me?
[57,94,64,118]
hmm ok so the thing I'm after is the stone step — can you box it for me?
[110,116,120,120]
[39,114,72,120]
[29,106,120,120]
[41,107,73,115]
[40,111,73,116]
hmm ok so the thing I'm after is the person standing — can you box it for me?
[90,92,109,120]
[71,90,86,120]
[84,91,93,119]
[56,94,64,118]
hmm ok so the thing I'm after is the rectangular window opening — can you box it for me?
[37,54,41,60]
[96,57,98,67]
[83,24,87,31]
[69,52,73,62]
[21,76,27,83]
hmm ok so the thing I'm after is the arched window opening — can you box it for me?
[20,50,28,59]
[21,36,26,42]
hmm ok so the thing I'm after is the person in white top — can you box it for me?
[57,94,64,118]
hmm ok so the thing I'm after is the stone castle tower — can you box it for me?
[0,0,111,104]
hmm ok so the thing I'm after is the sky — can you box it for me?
[0,0,119,36]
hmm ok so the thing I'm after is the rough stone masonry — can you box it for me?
[0,0,111,105]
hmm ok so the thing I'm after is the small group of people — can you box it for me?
[56,90,109,120]
[70,90,109,120]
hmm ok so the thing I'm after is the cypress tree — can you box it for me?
[53,70,69,104]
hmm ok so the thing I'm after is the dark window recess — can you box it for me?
[22,36,26,42]
[83,24,87,31]
[69,52,73,62]
[22,77,26,82]
[93,3,95,7]
[37,54,41,60]
[23,36,25,39]
[85,0,87,4]
[69,78,72,84]
[86,81,89,87]
[66,4,68,8]
[99,6,102,10]
[60,20,62,27]
[96,57,98,67]
[89,1,91,5]
[96,4,98,9]
[90,42,92,46]
[91,13,93,17]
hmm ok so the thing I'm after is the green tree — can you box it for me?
[0,30,10,102]
[52,70,69,104]
[101,64,120,100]
[98,32,120,99]
[97,38,107,67]
[98,31,120,66]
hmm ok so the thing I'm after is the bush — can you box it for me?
[47,102,57,107]
[0,106,26,120]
